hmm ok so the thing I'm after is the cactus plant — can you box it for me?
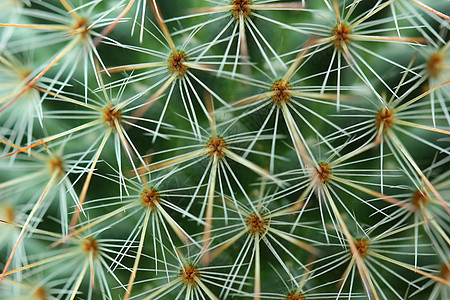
[0,0,449,299]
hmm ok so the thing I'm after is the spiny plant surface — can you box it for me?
[0,0,449,299]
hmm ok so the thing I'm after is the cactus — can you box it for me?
[0,0,449,299]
